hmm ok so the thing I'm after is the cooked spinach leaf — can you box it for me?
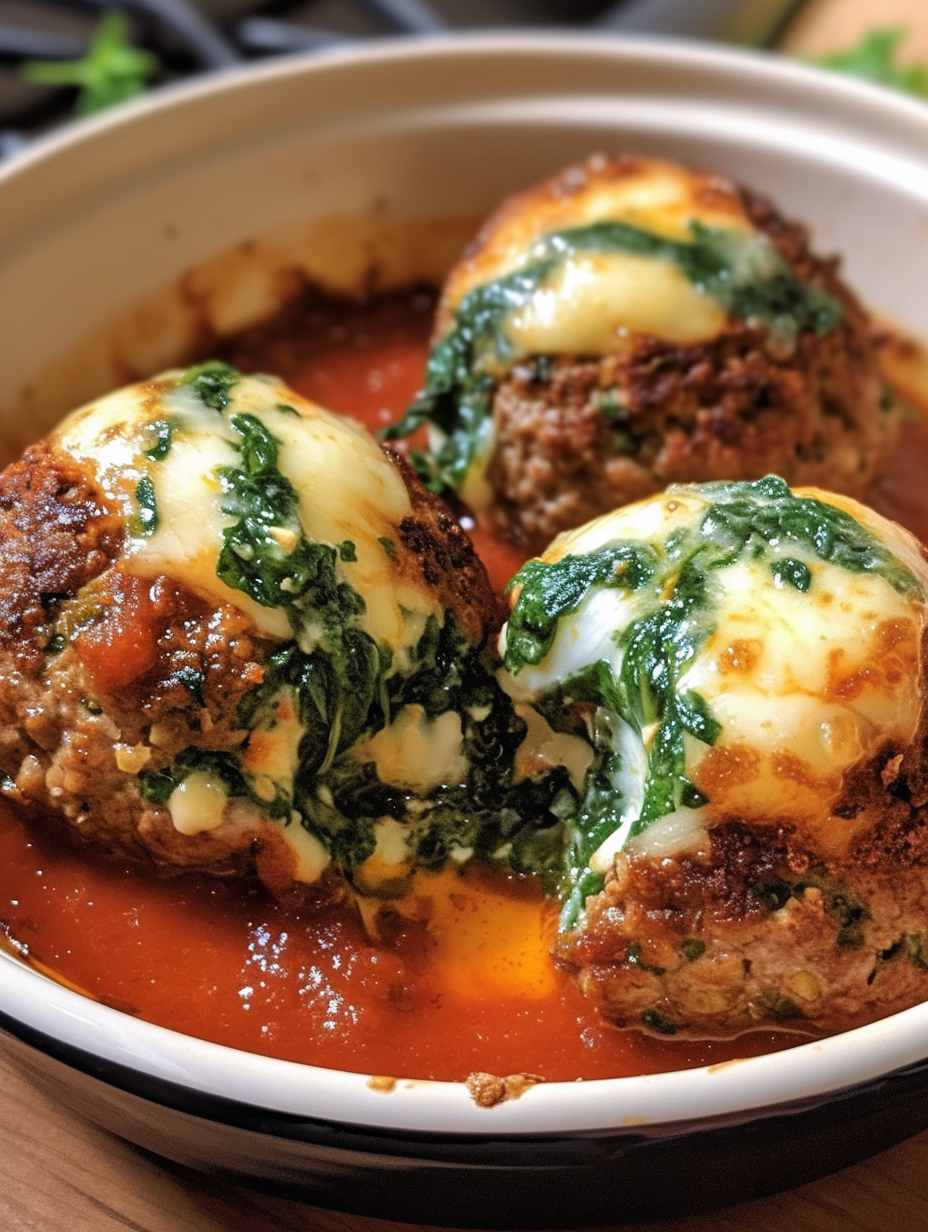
[132,476,158,536]
[215,412,366,630]
[641,1009,678,1035]
[506,476,921,676]
[557,734,623,930]
[143,418,173,462]
[181,361,241,411]
[238,612,575,892]
[139,746,292,823]
[504,542,658,673]
[139,369,579,895]
[696,475,921,595]
[771,557,811,591]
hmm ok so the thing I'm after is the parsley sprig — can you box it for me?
[810,27,928,100]
[22,10,158,117]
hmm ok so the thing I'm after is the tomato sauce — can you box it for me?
[2,286,928,1084]
[73,572,161,693]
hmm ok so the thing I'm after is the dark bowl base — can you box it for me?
[5,1015,928,1227]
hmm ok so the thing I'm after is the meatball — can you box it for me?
[390,154,895,552]
[0,364,548,898]
[500,477,928,1036]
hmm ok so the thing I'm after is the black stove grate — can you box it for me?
[0,0,804,156]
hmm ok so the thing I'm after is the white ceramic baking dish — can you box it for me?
[2,34,928,1226]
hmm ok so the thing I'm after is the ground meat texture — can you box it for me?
[0,442,279,876]
[0,439,124,671]
[386,446,506,641]
[557,739,928,1039]
[478,184,894,550]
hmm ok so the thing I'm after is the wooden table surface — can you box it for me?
[4,2,928,1230]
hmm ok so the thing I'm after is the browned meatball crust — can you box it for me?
[0,439,286,877]
[387,445,506,641]
[557,820,928,1039]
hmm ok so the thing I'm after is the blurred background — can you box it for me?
[1,0,926,158]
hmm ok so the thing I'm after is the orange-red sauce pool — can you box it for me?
[2,286,928,1085]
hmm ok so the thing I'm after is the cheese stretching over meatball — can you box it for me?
[389,154,894,550]
[502,478,928,1036]
[438,154,757,355]
[0,365,565,897]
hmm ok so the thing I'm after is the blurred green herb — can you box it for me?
[22,10,159,117]
[809,26,928,99]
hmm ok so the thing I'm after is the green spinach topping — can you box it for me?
[215,412,366,631]
[132,476,158,536]
[143,418,173,462]
[386,221,844,495]
[144,613,574,894]
[211,405,388,786]
[504,477,922,926]
[505,543,658,672]
[140,366,572,894]
[696,476,921,595]
[181,360,240,411]
[770,557,811,592]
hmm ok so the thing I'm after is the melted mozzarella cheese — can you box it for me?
[497,668,593,792]
[283,820,331,884]
[359,705,468,794]
[502,490,705,696]
[353,816,415,895]
[239,689,305,802]
[168,769,229,835]
[681,551,925,838]
[506,251,727,353]
[441,155,755,355]
[54,371,437,652]
[545,487,709,562]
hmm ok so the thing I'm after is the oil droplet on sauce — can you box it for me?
[388,868,559,1002]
